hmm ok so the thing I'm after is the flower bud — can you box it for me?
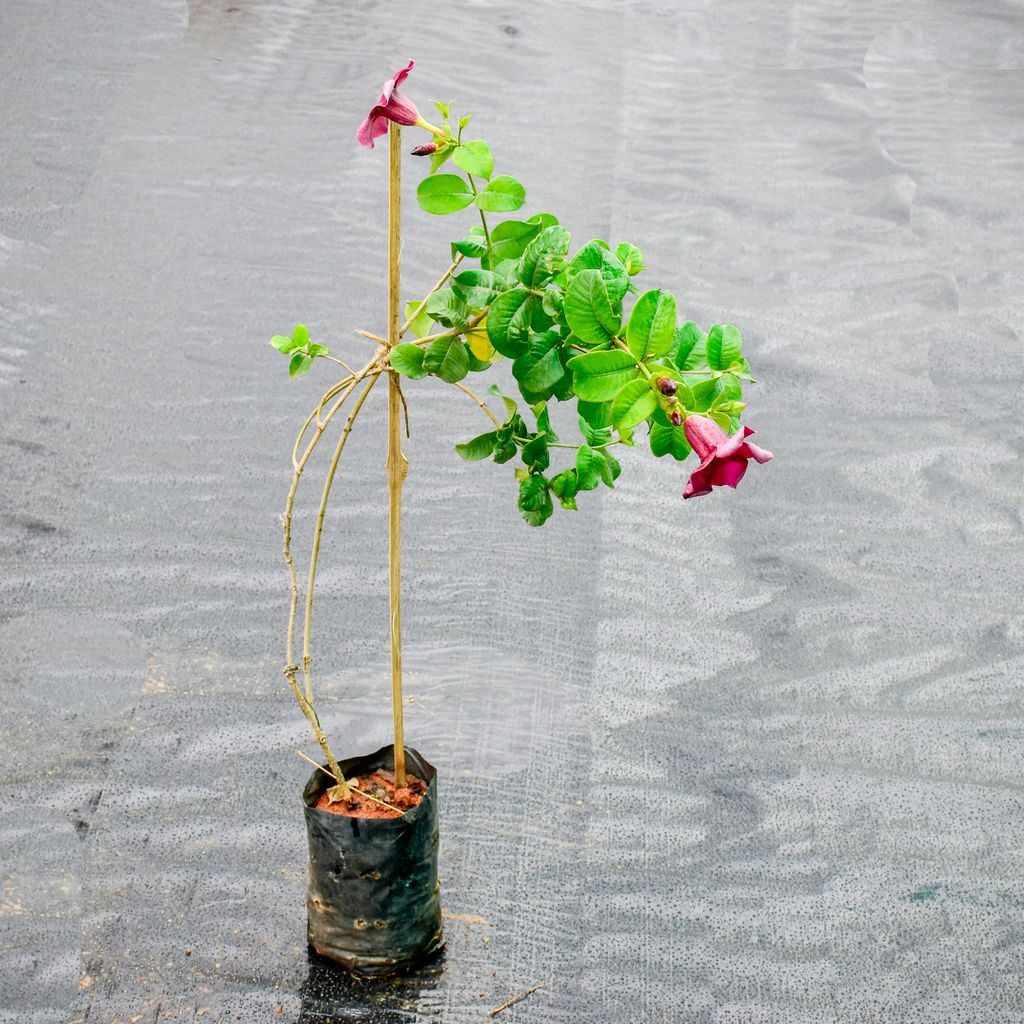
[411,142,438,156]
[669,409,684,426]
[656,377,678,396]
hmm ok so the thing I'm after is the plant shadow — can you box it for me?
[298,945,446,1023]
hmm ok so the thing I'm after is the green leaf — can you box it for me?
[512,329,565,395]
[578,400,612,430]
[307,344,330,358]
[426,288,469,329]
[475,175,525,213]
[423,336,470,382]
[452,230,487,260]
[550,469,579,510]
[567,242,629,305]
[706,324,742,370]
[486,287,536,358]
[564,269,622,345]
[533,401,558,441]
[389,343,427,380]
[568,241,605,275]
[541,288,564,319]
[616,242,645,275]
[708,409,733,431]
[579,414,612,448]
[687,376,722,412]
[417,174,475,215]
[517,474,553,527]
[288,353,313,378]
[598,450,621,487]
[452,269,504,309]
[733,357,756,381]
[428,142,456,173]
[404,300,433,340]
[434,100,451,121]
[568,349,640,401]
[528,212,559,230]
[718,372,743,402]
[649,422,692,461]
[521,434,550,472]
[455,431,498,461]
[519,226,572,289]
[488,383,519,421]
[270,334,299,354]
[292,324,309,348]
[452,140,494,180]
[490,219,542,260]
[493,441,517,464]
[611,378,658,431]
[576,445,602,490]
[673,322,707,370]
[626,290,677,361]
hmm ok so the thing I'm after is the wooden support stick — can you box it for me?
[386,126,409,788]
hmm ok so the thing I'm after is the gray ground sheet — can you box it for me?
[1,1,1023,1021]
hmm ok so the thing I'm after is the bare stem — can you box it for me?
[285,364,376,676]
[322,354,356,374]
[300,371,381,736]
[281,357,380,796]
[291,376,355,470]
[451,380,500,427]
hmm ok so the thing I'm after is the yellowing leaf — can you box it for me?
[466,321,496,361]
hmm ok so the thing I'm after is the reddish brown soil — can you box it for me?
[314,769,427,819]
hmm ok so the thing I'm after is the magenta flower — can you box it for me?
[681,415,773,499]
[357,60,431,149]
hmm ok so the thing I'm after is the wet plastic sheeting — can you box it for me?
[1,0,1022,1021]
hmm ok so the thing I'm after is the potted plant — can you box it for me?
[270,60,773,977]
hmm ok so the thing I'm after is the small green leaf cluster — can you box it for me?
[392,112,759,526]
[270,324,332,378]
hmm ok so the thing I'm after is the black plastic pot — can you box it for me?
[302,744,443,977]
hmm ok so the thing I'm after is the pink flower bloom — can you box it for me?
[356,60,423,149]
[682,415,773,499]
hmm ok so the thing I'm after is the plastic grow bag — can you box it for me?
[303,744,443,976]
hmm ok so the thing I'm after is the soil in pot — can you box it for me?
[313,769,427,819]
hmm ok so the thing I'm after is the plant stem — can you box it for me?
[451,380,500,427]
[354,329,389,346]
[322,354,356,374]
[411,308,488,346]
[300,370,380,762]
[290,376,355,470]
[464,173,493,264]
[398,255,464,339]
[512,435,624,451]
[387,126,409,788]
[612,337,653,379]
[282,364,384,798]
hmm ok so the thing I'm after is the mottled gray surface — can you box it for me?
[1,1,1023,1021]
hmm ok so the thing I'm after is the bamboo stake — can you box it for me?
[386,126,409,788]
